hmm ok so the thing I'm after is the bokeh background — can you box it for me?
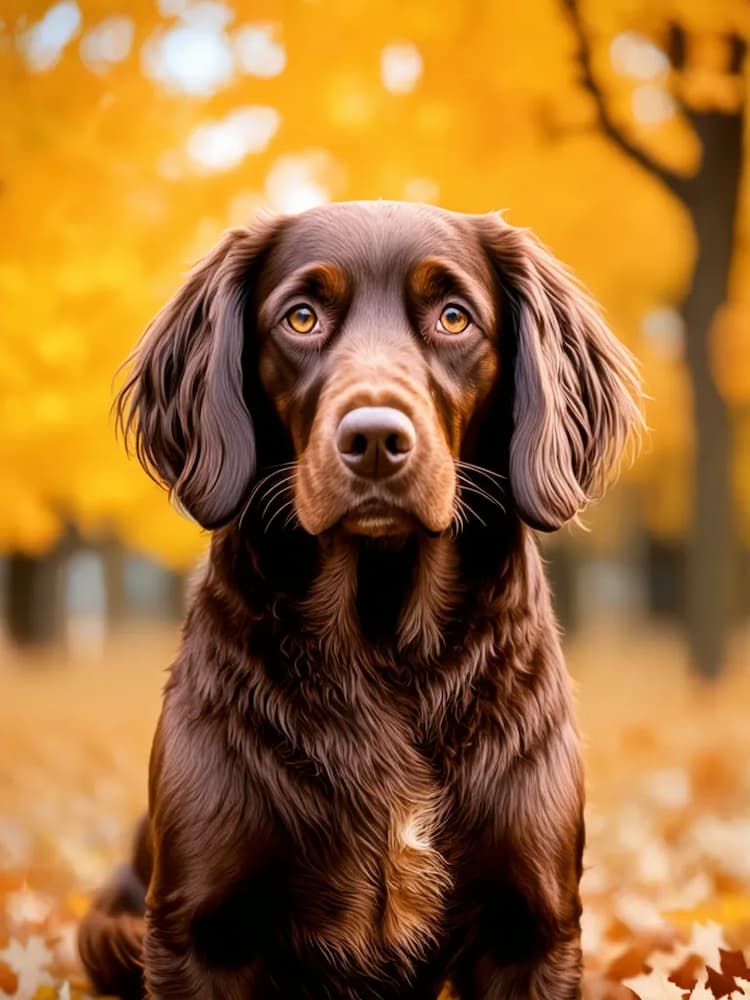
[1,1,749,997]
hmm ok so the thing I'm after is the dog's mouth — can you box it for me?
[341,499,416,538]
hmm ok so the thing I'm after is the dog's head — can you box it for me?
[116,202,642,539]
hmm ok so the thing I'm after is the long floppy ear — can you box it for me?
[478,214,644,531]
[115,216,283,528]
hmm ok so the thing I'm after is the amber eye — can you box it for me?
[286,304,318,334]
[438,304,470,335]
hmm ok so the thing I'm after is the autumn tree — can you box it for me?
[1,0,747,660]
[562,0,748,675]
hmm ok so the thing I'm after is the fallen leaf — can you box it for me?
[5,885,52,928]
[686,923,731,972]
[706,963,741,999]
[721,952,750,982]
[623,969,688,999]
[0,935,54,998]
[688,975,715,1000]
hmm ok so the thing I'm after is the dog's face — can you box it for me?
[254,203,499,538]
[117,202,642,539]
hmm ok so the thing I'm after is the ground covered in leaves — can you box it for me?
[1,622,749,999]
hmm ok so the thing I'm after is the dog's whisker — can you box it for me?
[264,496,298,533]
[260,478,295,520]
[456,494,487,528]
[238,465,297,534]
[263,460,299,473]
[456,470,503,502]
[248,465,296,506]
[450,494,470,536]
[240,471,286,522]
[456,461,507,484]
[455,495,468,525]
[456,476,506,513]
[257,468,295,491]
[282,508,301,530]
[457,459,505,476]
[237,495,256,536]
[455,470,500,493]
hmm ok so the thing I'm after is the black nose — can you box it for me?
[336,407,416,479]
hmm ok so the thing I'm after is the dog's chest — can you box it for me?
[283,700,451,976]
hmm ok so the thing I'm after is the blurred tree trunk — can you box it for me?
[102,538,127,626]
[644,536,684,619]
[167,569,188,619]
[564,1,744,675]
[6,550,65,645]
[679,110,743,676]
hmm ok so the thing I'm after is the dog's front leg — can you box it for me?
[145,897,264,1000]
[143,706,275,1000]
[466,934,582,1000]
[459,721,585,1000]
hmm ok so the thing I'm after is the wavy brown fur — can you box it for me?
[81,202,643,999]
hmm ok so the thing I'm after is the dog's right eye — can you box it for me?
[285,304,318,334]
[438,304,471,335]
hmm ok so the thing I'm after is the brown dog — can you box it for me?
[78,202,642,999]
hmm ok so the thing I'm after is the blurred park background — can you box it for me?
[1,0,750,997]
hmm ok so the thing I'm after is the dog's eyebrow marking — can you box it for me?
[408,257,494,330]
[260,263,349,325]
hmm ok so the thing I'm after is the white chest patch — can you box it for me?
[399,810,434,852]
[307,796,450,978]
[380,800,450,967]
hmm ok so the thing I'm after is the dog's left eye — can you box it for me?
[437,304,471,335]
[286,304,318,334]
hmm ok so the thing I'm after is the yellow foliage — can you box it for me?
[0,0,747,564]
[665,893,750,930]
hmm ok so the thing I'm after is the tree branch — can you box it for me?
[562,0,691,203]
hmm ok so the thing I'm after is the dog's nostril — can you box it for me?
[350,433,368,456]
[385,433,408,456]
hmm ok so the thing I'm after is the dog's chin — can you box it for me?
[341,501,416,539]
[298,495,450,540]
